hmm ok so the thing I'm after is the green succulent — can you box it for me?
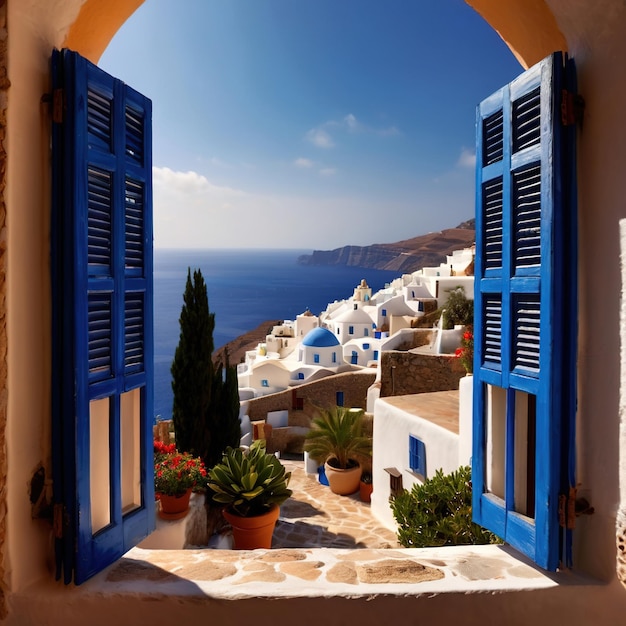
[304,406,372,469]
[208,439,292,517]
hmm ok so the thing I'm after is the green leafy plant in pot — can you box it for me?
[207,439,292,549]
[304,406,372,495]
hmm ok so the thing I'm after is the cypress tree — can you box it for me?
[171,268,240,469]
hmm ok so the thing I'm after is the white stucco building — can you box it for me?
[298,326,342,368]
[330,304,375,344]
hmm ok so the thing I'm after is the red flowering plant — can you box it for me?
[455,326,474,374]
[154,440,207,497]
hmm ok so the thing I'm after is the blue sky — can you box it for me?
[99,0,522,250]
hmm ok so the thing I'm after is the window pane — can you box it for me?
[485,384,506,500]
[121,389,142,515]
[513,391,536,519]
[90,397,111,534]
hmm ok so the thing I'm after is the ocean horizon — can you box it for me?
[154,248,399,422]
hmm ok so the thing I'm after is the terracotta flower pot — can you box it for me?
[324,460,362,495]
[158,488,192,520]
[359,480,373,503]
[223,505,280,550]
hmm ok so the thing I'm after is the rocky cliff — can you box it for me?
[298,219,475,273]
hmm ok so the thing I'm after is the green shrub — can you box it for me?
[441,286,474,329]
[390,465,500,548]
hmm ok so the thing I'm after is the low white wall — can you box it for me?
[371,397,460,530]
[267,410,288,428]
[138,493,207,549]
[459,375,473,466]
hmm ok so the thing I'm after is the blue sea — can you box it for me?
[153,248,399,421]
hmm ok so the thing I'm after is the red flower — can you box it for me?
[154,446,207,497]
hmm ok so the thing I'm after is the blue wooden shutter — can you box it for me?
[409,435,426,478]
[51,49,155,584]
[472,52,577,571]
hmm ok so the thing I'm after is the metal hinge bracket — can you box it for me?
[52,88,64,124]
[53,503,65,539]
[561,89,585,127]
[558,486,577,529]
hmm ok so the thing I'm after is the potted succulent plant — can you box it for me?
[207,439,292,549]
[153,440,207,520]
[359,471,373,503]
[304,406,372,496]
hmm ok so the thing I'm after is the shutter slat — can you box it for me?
[483,178,503,270]
[124,293,144,373]
[125,178,144,271]
[513,166,541,269]
[88,294,112,378]
[125,105,144,163]
[483,296,502,366]
[88,167,112,270]
[513,296,540,373]
[87,89,112,152]
[512,87,541,152]
[483,110,503,165]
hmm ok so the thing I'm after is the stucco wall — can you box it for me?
[618,218,626,589]
[371,397,461,530]
[0,2,8,617]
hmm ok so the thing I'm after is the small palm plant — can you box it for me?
[304,406,372,469]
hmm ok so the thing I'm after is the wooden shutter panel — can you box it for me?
[472,52,578,571]
[51,49,154,584]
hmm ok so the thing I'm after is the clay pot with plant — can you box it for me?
[153,440,207,520]
[207,439,292,549]
[304,406,372,496]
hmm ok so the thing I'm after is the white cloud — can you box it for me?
[210,156,229,167]
[151,165,472,250]
[344,113,359,132]
[457,147,476,168]
[153,166,245,198]
[305,128,334,149]
[319,168,337,176]
[294,157,314,168]
[306,114,400,148]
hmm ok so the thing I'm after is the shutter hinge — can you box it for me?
[561,89,585,127]
[559,487,595,529]
[52,88,64,124]
[558,487,577,529]
[42,89,64,123]
[53,503,65,539]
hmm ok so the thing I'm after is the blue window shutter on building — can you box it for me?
[51,49,155,584]
[409,435,426,478]
[472,52,577,571]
